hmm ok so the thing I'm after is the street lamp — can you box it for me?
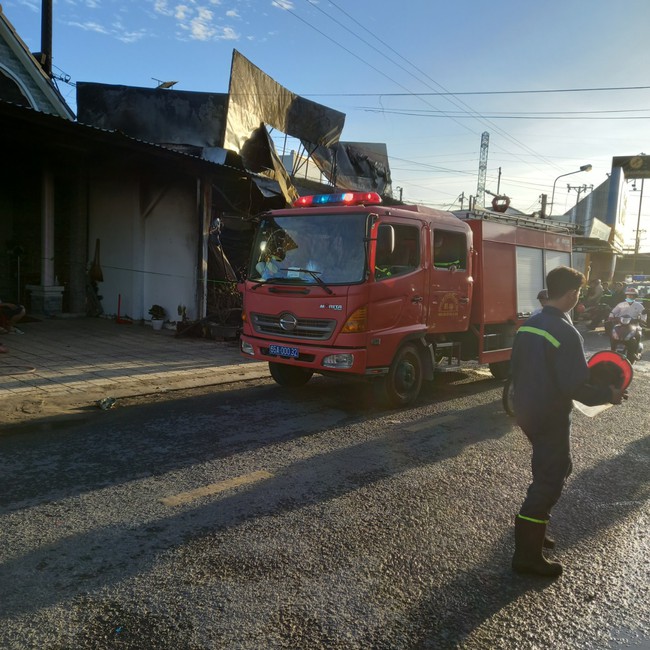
[549,164,592,217]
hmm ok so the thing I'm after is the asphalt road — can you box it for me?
[0,360,648,649]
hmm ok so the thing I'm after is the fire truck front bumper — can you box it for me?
[240,335,379,375]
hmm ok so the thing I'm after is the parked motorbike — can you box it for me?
[609,316,644,364]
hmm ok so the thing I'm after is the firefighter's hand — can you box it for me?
[609,385,628,405]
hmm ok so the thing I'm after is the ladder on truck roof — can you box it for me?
[454,207,577,235]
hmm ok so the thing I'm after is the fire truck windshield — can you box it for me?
[249,213,368,285]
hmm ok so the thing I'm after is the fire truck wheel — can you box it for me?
[489,361,510,380]
[502,378,515,417]
[381,344,423,408]
[268,362,314,387]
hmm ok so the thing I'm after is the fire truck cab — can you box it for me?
[239,192,572,407]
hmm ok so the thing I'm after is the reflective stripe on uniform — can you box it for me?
[518,326,561,348]
[517,514,550,524]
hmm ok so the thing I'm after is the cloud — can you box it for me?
[175,4,192,20]
[188,6,216,40]
[65,14,149,44]
[16,0,40,12]
[272,0,294,9]
[155,3,241,42]
[66,20,109,34]
[116,30,148,44]
[153,0,174,16]
[217,26,239,40]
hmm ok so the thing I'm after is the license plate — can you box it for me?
[269,344,299,358]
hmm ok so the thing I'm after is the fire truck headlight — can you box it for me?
[241,340,255,356]
[323,353,354,369]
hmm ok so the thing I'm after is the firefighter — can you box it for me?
[510,266,627,577]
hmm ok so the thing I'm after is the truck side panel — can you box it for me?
[468,220,516,324]
[476,240,517,324]
[467,219,573,325]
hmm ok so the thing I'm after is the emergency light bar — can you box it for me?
[293,192,382,208]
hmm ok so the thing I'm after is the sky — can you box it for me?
[4,0,650,251]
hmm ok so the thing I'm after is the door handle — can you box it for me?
[412,296,423,303]
[459,297,470,304]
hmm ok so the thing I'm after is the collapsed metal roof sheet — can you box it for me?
[76,82,228,149]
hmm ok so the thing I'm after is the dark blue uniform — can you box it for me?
[511,306,611,519]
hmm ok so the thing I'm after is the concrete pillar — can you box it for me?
[199,178,211,319]
[41,169,55,286]
[27,169,63,315]
[68,171,88,314]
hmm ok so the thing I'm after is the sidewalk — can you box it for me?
[0,317,268,427]
[0,316,615,428]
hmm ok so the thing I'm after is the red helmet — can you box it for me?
[587,350,633,390]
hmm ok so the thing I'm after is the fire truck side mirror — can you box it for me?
[376,224,395,254]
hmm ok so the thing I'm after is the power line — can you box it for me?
[285,2,473,137]
[313,0,561,173]
[302,84,650,98]
[361,107,650,120]
[361,107,650,116]
[278,1,632,207]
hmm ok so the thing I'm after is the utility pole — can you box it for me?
[459,192,465,210]
[476,132,489,207]
[632,178,645,277]
[567,183,593,206]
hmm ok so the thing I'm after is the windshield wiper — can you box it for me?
[280,268,333,294]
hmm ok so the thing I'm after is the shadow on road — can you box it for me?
[0,377,512,622]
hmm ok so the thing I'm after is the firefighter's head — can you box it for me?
[546,266,585,311]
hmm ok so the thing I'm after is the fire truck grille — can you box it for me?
[252,313,336,340]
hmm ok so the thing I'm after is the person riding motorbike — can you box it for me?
[606,282,626,308]
[598,281,626,335]
[578,278,606,326]
[584,278,604,307]
[607,287,647,360]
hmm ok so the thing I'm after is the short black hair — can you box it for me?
[546,266,585,299]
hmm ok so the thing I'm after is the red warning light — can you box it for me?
[293,192,382,208]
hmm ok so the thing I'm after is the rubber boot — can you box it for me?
[515,516,554,548]
[512,516,562,577]
[543,533,555,550]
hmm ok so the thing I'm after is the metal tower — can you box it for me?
[476,131,489,207]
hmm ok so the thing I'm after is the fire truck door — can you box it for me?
[429,228,472,331]
[371,222,427,331]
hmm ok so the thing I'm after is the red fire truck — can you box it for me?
[239,191,573,407]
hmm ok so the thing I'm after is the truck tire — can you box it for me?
[380,344,423,408]
[502,378,515,417]
[489,361,510,380]
[268,362,313,387]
